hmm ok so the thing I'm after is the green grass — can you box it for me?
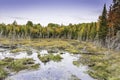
[0,68,8,80]
[0,57,39,79]
[0,58,39,73]
[8,58,39,72]
[80,52,120,80]
[38,54,63,63]
[0,58,13,79]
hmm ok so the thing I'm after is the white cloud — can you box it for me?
[0,6,100,26]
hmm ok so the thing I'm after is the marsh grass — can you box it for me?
[0,58,14,79]
[0,68,8,80]
[0,38,81,54]
[38,53,63,63]
[10,48,26,53]
[8,58,39,72]
[0,57,39,79]
[0,38,120,80]
[80,52,120,80]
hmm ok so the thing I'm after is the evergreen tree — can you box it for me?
[98,4,108,43]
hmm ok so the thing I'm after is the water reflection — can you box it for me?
[1,49,95,80]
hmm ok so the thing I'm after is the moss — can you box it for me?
[38,54,63,63]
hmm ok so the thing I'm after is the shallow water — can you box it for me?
[0,48,95,80]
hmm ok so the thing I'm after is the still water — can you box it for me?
[0,49,94,80]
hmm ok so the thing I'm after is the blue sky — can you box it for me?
[0,0,112,26]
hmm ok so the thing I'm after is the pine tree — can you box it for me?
[98,4,108,43]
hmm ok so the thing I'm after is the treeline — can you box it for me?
[0,21,98,41]
[0,0,120,50]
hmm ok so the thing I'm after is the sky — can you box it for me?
[0,0,112,26]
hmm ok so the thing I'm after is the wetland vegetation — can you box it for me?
[0,38,119,80]
[0,0,120,80]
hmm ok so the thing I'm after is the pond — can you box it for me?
[0,48,94,80]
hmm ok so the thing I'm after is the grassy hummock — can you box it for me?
[38,53,63,63]
[0,57,39,79]
[8,58,39,72]
[80,52,120,80]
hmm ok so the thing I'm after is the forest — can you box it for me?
[0,0,120,50]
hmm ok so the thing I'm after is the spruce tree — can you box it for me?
[98,4,108,43]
